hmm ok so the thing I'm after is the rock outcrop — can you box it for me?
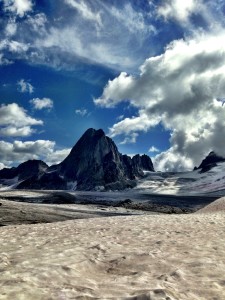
[0,160,48,181]
[196,151,225,173]
[56,128,154,190]
[1,128,154,191]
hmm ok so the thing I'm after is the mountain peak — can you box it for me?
[197,151,225,172]
[1,128,155,191]
[83,128,105,137]
[57,128,154,189]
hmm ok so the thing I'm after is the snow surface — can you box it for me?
[135,163,225,195]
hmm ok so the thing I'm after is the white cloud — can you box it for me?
[0,1,158,72]
[0,162,7,170]
[0,103,42,127]
[26,13,47,32]
[153,148,194,172]
[3,0,33,17]
[0,140,53,166]
[109,112,161,137]
[17,79,34,94]
[0,139,70,168]
[0,103,43,137]
[13,140,54,155]
[30,98,53,110]
[65,0,102,28]
[5,19,17,37]
[0,39,29,55]
[101,2,155,35]
[149,146,160,153]
[0,126,34,137]
[75,108,88,117]
[157,0,201,23]
[8,40,29,53]
[30,1,156,72]
[96,30,225,171]
[120,133,138,145]
[45,148,71,166]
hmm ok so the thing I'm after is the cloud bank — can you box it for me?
[0,139,70,169]
[95,30,225,171]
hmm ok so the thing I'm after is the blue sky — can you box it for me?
[1,0,225,171]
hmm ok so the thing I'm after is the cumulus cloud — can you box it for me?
[149,146,160,153]
[45,148,71,166]
[0,139,70,167]
[153,149,194,172]
[0,103,42,127]
[30,98,53,110]
[0,103,43,137]
[0,140,53,166]
[75,108,88,117]
[157,0,201,23]
[108,111,160,137]
[96,30,225,171]
[0,126,34,137]
[17,79,34,94]
[3,0,33,17]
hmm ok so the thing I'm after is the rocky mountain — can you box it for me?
[1,128,155,191]
[0,160,48,181]
[195,151,225,173]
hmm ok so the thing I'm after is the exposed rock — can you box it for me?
[132,154,154,176]
[58,128,130,190]
[1,128,155,191]
[140,154,154,171]
[0,160,48,181]
[197,151,225,173]
[17,172,67,190]
[54,128,154,190]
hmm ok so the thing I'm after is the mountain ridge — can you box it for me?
[0,128,154,191]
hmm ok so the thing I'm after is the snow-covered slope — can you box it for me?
[135,163,225,195]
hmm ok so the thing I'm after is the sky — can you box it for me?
[1,0,225,171]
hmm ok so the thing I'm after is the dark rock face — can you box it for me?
[58,128,127,189]
[0,160,48,181]
[17,172,67,190]
[1,128,155,191]
[131,154,154,176]
[56,128,154,190]
[140,154,154,171]
[197,151,225,173]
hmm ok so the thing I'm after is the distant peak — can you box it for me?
[83,128,105,137]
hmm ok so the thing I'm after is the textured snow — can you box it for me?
[135,163,225,195]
